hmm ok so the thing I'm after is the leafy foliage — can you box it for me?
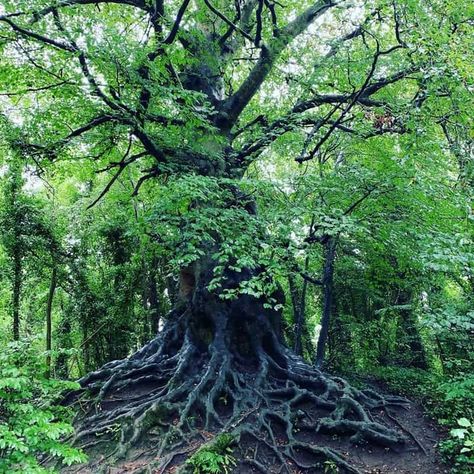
[0,340,87,473]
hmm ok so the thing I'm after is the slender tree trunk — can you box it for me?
[149,270,160,335]
[398,291,427,369]
[56,295,71,379]
[293,256,310,355]
[315,236,337,368]
[292,218,315,355]
[12,245,21,341]
[46,264,57,376]
[288,274,301,351]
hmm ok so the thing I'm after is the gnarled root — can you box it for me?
[67,308,409,473]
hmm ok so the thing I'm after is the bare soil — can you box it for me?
[64,395,449,474]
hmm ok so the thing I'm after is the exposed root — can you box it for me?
[384,407,428,456]
[68,307,411,473]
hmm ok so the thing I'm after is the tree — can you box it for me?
[0,148,59,346]
[1,0,473,471]
[1,157,24,341]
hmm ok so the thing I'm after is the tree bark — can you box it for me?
[288,273,301,351]
[69,249,408,471]
[148,268,160,335]
[397,291,427,369]
[293,256,310,356]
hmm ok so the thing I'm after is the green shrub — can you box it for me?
[0,340,87,473]
[439,418,474,473]
[186,433,236,474]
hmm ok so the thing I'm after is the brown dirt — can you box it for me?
[64,396,450,474]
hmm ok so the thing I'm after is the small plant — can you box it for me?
[324,460,340,473]
[186,434,236,474]
[446,418,474,469]
[0,340,87,473]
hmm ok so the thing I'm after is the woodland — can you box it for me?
[0,0,473,473]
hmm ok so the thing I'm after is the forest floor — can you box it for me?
[64,389,450,474]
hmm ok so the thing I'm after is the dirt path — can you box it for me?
[229,396,448,474]
[343,400,448,474]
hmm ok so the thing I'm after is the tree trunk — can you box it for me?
[46,264,57,377]
[12,244,21,341]
[288,273,301,352]
[315,236,337,368]
[69,240,408,472]
[293,256,310,356]
[397,291,427,369]
[149,269,160,335]
[66,153,406,472]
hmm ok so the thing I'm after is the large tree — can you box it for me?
[1,0,472,471]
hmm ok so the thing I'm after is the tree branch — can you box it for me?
[162,0,191,45]
[0,17,76,52]
[203,0,254,42]
[87,151,147,209]
[221,0,337,126]
[30,0,149,22]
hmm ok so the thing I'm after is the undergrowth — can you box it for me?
[0,340,87,473]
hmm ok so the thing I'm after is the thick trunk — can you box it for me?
[67,163,408,473]
[69,252,409,473]
[315,236,337,368]
[174,256,284,356]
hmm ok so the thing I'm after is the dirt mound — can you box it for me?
[64,397,448,474]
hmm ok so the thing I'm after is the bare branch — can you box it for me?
[254,0,264,46]
[30,0,149,23]
[297,39,382,163]
[0,79,75,96]
[203,0,254,42]
[162,0,191,45]
[343,187,375,215]
[132,168,160,195]
[61,115,115,142]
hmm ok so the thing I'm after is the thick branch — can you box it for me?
[222,0,336,126]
